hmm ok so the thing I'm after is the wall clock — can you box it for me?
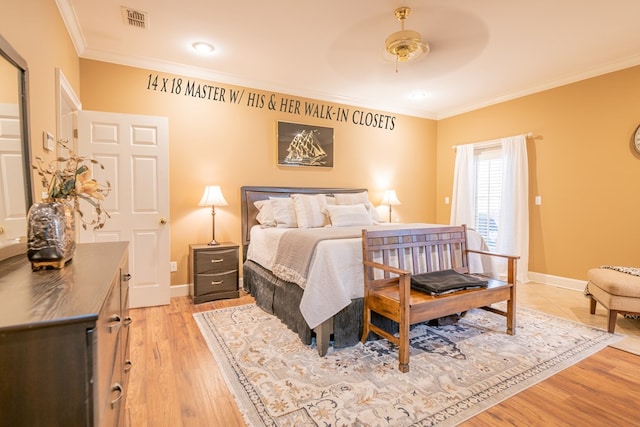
[635,124,640,154]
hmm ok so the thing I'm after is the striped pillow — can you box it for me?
[291,193,328,228]
[270,197,298,228]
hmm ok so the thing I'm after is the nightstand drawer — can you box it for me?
[195,249,238,274]
[195,271,238,294]
[190,242,240,304]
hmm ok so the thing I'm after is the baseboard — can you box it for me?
[527,272,586,292]
[171,283,190,297]
[170,278,244,299]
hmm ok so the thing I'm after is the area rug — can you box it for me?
[194,304,622,427]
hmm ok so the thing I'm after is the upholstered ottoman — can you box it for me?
[586,267,640,333]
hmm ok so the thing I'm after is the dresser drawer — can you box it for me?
[95,270,123,427]
[195,270,238,294]
[195,248,238,274]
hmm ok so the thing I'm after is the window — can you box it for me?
[474,147,502,251]
[450,135,528,283]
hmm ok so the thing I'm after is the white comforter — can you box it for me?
[246,224,491,329]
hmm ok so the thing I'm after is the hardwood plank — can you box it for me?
[125,295,251,427]
[125,293,640,426]
[461,347,640,426]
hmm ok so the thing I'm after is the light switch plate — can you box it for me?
[43,131,54,151]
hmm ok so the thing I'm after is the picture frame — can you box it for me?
[277,121,334,168]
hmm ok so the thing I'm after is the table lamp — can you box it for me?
[380,189,401,223]
[198,185,228,245]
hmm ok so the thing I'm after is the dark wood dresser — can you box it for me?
[0,242,131,426]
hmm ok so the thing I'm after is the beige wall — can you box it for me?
[8,0,639,287]
[437,66,640,280]
[1,0,80,171]
[79,60,438,285]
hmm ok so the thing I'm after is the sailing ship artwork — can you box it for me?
[277,121,334,167]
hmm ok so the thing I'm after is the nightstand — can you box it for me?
[189,243,239,303]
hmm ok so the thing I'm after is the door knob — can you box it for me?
[160,217,167,225]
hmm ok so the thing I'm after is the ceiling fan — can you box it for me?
[385,6,429,70]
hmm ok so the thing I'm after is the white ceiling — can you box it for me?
[57,0,640,119]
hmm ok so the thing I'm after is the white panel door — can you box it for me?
[77,110,170,308]
[0,103,27,244]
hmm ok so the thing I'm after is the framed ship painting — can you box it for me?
[277,121,334,168]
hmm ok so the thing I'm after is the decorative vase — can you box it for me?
[27,199,76,270]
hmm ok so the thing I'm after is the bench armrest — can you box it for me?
[466,249,519,284]
[466,248,519,261]
[363,259,410,277]
[363,259,412,304]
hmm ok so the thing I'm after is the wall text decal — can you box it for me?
[146,73,396,131]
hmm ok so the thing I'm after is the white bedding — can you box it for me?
[246,223,492,329]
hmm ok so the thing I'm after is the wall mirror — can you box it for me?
[0,33,32,259]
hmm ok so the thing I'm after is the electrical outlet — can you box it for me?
[170,261,177,272]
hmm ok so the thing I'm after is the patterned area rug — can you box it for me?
[194,304,622,427]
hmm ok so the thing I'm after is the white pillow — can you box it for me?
[326,204,372,227]
[367,204,383,224]
[254,200,276,227]
[291,193,328,228]
[269,197,298,228]
[333,191,382,224]
[333,191,370,206]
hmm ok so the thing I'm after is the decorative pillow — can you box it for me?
[333,191,383,224]
[333,191,370,206]
[326,203,372,227]
[254,200,276,227]
[368,203,384,224]
[269,197,298,228]
[291,193,328,228]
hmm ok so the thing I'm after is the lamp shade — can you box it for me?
[380,189,401,206]
[198,185,228,207]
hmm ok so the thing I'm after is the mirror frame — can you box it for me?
[0,33,32,260]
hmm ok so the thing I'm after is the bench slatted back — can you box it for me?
[362,225,470,281]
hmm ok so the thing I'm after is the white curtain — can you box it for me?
[449,135,529,284]
[450,144,475,227]
[497,135,529,283]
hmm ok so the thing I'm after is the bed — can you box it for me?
[240,186,491,355]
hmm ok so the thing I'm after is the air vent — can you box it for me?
[121,7,148,29]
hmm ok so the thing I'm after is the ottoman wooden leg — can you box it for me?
[589,297,597,314]
[607,309,618,333]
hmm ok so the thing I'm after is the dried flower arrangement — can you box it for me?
[32,139,111,230]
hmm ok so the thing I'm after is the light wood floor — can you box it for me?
[124,283,640,426]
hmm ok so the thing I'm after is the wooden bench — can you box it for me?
[361,225,519,372]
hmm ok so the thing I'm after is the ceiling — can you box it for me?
[57,0,640,119]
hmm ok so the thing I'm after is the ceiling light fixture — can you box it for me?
[408,91,429,100]
[192,42,214,54]
[385,7,429,71]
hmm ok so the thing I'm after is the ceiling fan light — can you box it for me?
[384,7,429,64]
[385,30,429,62]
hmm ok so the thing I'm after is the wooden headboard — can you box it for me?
[240,186,367,260]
